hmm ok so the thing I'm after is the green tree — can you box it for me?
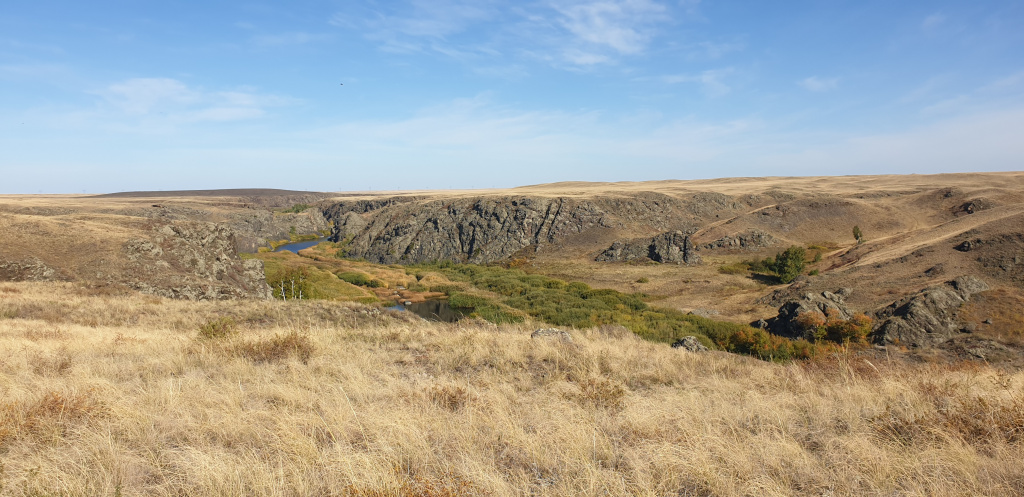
[853,225,863,244]
[768,246,806,284]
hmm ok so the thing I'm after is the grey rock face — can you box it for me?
[326,196,612,264]
[596,230,701,265]
[320,191,763,265]
[699,229,777,252]
[671,336,709,352]
[769,289,856,339]
[872,276,989,347]
[0,257,58,281]
[124,221,273,300]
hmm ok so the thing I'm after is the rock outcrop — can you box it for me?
[671,336,709,352]
[0,257,59,282]
[872,276,989,347]
[596,228,775,265]
[699,229,776,251]
[531,328,573,342]
[765,288,856,339]
[326,196,615,264]
[320,192,765,265]
[123,221,273,300]
[595,230,700,264]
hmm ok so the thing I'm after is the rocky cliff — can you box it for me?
[123,221,273,300]
[325,196,610,264]
[595,230,701,264]
[320,192,765,265]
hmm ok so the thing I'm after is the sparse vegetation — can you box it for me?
[336,271,385,288]
[760,245,807,284]
[1,281,1021,496]
[853,225,864,244]
[280,203,311,213]
[411,262,836,360]
[197,316,237,339]
[718,262,749,275]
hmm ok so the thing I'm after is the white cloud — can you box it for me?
[662,69,733,96]
[331,0,678,68]
[96,78,293,123]
[332,0,497,39]
[103,78,199,114]
[562,48,611,65]
[550,0,668,54]
[798,76,839,92]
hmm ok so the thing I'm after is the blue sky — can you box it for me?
[2,1,1022,193]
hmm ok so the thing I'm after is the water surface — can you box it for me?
[388,299,466,322]
[274,238,327,253]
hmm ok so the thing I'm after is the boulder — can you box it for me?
[596,230,701,265]
[872,276,989,347]
[531,328,573,343]
[767,289,856,339]
[671,336,709,352]
[699,229,777,252]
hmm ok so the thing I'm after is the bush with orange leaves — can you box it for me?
[795,310,873,345]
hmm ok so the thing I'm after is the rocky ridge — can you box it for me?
[872,276,989,347]
[123,221,272,300]
[595,230,701,264]
[321,192,768,265]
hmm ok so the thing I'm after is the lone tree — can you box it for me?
[853,225,863,244]
[765,245,807,284]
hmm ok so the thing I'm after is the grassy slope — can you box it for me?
[1,282,1022,496]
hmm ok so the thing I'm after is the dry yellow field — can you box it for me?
[2,282,1023,496]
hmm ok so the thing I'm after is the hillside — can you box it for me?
[2,174,1024,495]
[1,282,1022,496]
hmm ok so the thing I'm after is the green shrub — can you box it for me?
[764,246,807,284]
[335,271,385,288]
[405,261,836,361]
[281,203,311,214]
[198,317,236,340]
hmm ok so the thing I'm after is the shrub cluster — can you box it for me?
[795,312,873,345]
[336,271,385,288]
[414,262,835,361]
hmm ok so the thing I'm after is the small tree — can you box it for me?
[769,246,806,284]
[853,225,863,244]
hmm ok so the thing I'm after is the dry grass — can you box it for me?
[1,282,1023,496]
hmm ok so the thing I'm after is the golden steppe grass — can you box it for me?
[1,282,1023,496]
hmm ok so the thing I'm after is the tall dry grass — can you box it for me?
[1,282,1023,496]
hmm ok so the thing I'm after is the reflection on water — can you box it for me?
[388,299,466,322]
[274,238,327,253]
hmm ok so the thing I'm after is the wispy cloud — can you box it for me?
[95,78,294,123]
[550,0,669,54]
[922,12,946,30]
[688,40,743,60]
[919,71,1024,116]
[662,69,733,96]
[252,32,332,46]
[798,76,839,92]
[331,0,681,68]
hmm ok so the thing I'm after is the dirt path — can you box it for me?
[691,204,778,239]
[849,204,1024,268]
